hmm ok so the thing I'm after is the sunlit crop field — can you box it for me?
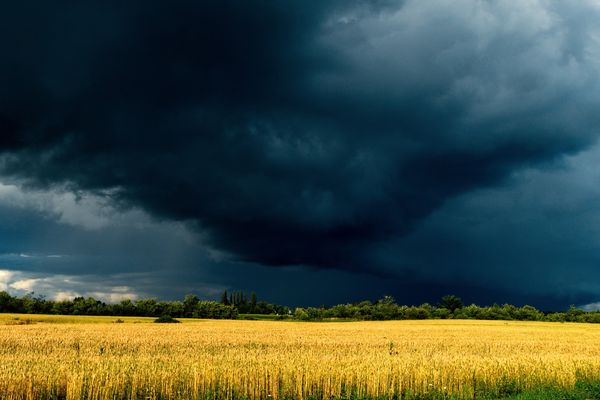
[1,317,600,399]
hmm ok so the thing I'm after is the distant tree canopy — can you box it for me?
[219,290,289,315]
[0,290,287,319]
[291,296,600,324]
[0,291,238,319]
[1,291,600,324]
[440,295,464,313]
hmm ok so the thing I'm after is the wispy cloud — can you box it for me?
[0,182,152,231]
[0,269,142,302]
[581,302,600,312]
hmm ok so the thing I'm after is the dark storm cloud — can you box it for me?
[2,0,600,276]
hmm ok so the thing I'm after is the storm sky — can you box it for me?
[2,0,600,309]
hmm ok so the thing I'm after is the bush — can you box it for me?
[154,315,180,323]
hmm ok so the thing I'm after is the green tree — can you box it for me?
[220,290,229,305]
[159,301,184,318]
[135,299,158,317]
[183,294,200,317]
[52,300,74,315]
[440,295,464,313]
[0,291,16,312]
[250,292,257,313]
[294,308,309,321]
[566,305,585,322]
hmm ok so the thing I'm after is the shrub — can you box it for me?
[154,315,180,323]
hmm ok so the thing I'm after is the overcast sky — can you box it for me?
[2,0,600,309]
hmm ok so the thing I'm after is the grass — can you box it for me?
[499,380,600,399]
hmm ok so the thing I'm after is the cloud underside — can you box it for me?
[1,1,600,307]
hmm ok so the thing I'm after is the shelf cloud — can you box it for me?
[2,0,600,307]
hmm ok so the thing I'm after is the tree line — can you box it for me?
[0,290,290,319]
[1,291,600,323]
[292,295,600,323]
[0,291,279,319]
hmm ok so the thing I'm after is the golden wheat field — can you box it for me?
[1,316,600,400]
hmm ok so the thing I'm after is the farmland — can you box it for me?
[1,317,600,399]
